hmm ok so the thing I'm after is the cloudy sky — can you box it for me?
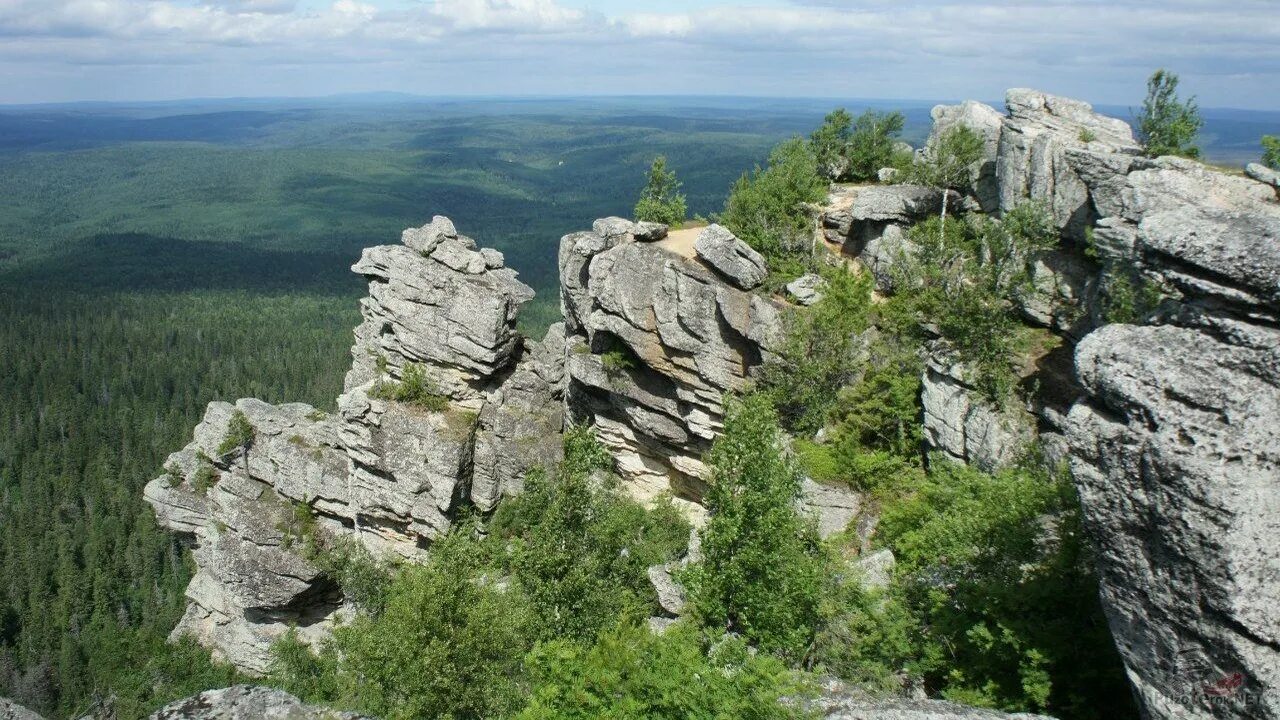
[0,0,1277,108]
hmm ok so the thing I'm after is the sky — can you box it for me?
[0,0,1278,109]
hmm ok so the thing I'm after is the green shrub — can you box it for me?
[517,622,806,720]
[272,529,535,720]
[810,109,908,183]
[827,340,923,461]
[216,410,254,456]
[190,461,218,495]
[368,363,448,412]
[758,267,873,435]
[1102,272,1165,325]
[685,395,826,663]
[868,461,1134,717]
[1137,69,1202,159]
[1264,135,1280,170]
[1077,128,1097,144]
[889,203,1057,402]
[600,348,636,378]
[489,427,690,643]
[634,155,687,227]
[720,137,828,275]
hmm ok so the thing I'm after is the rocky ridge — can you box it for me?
[815,88,1280,720]
[144,89,1280,720]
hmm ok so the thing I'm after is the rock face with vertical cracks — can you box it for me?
[144,218,564,673]
[559,218,788,519]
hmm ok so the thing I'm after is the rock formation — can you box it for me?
[0,698,44,720]
[145,88,1280,720]
[145,218,564,672]
[929,88,1280,720]
[559,217,788,518]
[148,686,368,719]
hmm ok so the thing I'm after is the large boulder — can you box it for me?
[803,678,1054,719]
[149,686,369,719]
[819,185,957,291]
[1067,323,1280,720]
[920,360,1035,472]
[0,698,45,720]
[693,224,768,290]
[997,88,1141,241]
[560,220,786,512]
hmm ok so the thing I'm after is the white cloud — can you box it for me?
[0,0,1275,107]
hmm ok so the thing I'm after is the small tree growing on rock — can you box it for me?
[1262,135,1280,170]
[1137,69,1202,159]
[909,125,985,242]
[685,394,826,663]
[634,156,687,227]
[810,109,907,183]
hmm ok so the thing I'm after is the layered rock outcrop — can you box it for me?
[559,219,788,517]
[146,218,564,672]
[974,90,1280,720]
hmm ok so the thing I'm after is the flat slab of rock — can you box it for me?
[149,686,369,719]
[693,224,767,290]
[0,698,45,720]
[786,273,826,306]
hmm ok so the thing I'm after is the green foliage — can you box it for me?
[490,427,690,642]
[809,109,854,181]
[517,622,806,720]
[1262,135,1280,170]
[1102,273,1165,325]
[848,111,909,182]
[909,125,985,193]
[685,395,826,663]
[890,203,1057,402]
[600,348,636,378]
[273,529,535,720]
[0,288,352,717]
[216,410,255,456]
[758,268,874,435]
[810,109,908,183]
[189,461,218,495]
[720,137,829,275]
[831,333,922,455]
[866,461,1134,717]
[1137,69,1203,159]
[1077,128,1097,144]
[368,363,448,412]
[309,538,393,615]
[634,156,687,227]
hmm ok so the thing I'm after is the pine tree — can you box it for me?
[634,156,687,227]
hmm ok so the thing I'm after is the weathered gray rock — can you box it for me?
[786,273,826,306]
[878,167,901,184]
[471,324,566,511]
[1246,162,1280,188]
[997,88,1141,241]
[149,686,368,719]
[799,478,863,539]
[1067,323,1280,720]
[148,218,559,673]
[693,224,768,290]
[635,221,669,242]
[560,221,787,512]
[920,360,1035,472]
[854,549,896,591]
[819,185,955,292]
[647,563,687,616]
[0,698,45,720]
[928,100,1004,212]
